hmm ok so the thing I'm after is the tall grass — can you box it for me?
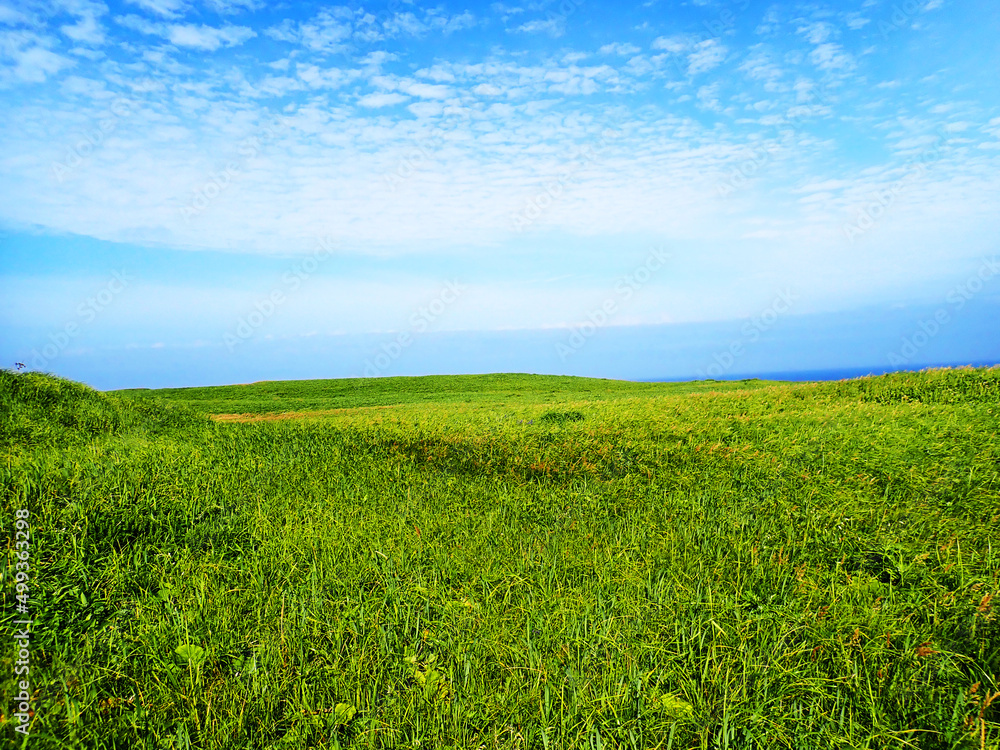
[1,367,998,748]
[0,370,205,448]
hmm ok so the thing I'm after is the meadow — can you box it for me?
[1,367,998,749]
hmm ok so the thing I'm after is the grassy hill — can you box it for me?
[0,370,205,448]
[2,367,998,749]
[113,372,781,416]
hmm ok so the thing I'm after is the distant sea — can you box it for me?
[640,361,999,384]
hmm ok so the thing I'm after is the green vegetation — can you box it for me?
[115,373,778,416]
[0,371,204,449]
[2,366,998,749]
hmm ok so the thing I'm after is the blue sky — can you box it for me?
[1,0,998,388]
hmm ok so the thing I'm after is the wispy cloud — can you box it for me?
[0,30,75,84]
[687,38,727,75]
[118,15,255,50]
[599,42,640,56]
[358,91,408,108]
[125,0,189,19]
[516,18,565,37]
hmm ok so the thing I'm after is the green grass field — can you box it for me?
[2,367,998,749]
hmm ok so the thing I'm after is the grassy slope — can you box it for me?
[113,373,781,415]
[2,367,999,749]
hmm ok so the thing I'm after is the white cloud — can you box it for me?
[408,101,443,118]
[651,35,689,53]
[792,79,816,103]
[254,74,301,97]
[360,50,395,68]
[809,43,854,72]
[755,8,781,35]
[384,12,426,37]
[0,30,75,84]
[116,13,158,35]
[165,23,253,49]
[797,21,835,45]
[298,10,352,52]
[697,82,721,111]
[118,15,255,49]
[358,91,408,107]
[599,42,640,56]
[53,0,110,46]
[204,0,263,13]
[794,179,851,193]
[486,102,514,118]
[61,14,105,45]
[296,63,353,90]
[473,82,503,96]
[516,18,563,37]
[263,18,297,43]
[492,3,525,20]
[786,102,832,119]
[687,39,727,75]
[125,0,188,19]
[15,44,74,81]
[399,81,451,99]
[265,6,458,54]
[0,4,33,26]
[738,49,784,86]
[430,11,476,35]
[417,65,456,83]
